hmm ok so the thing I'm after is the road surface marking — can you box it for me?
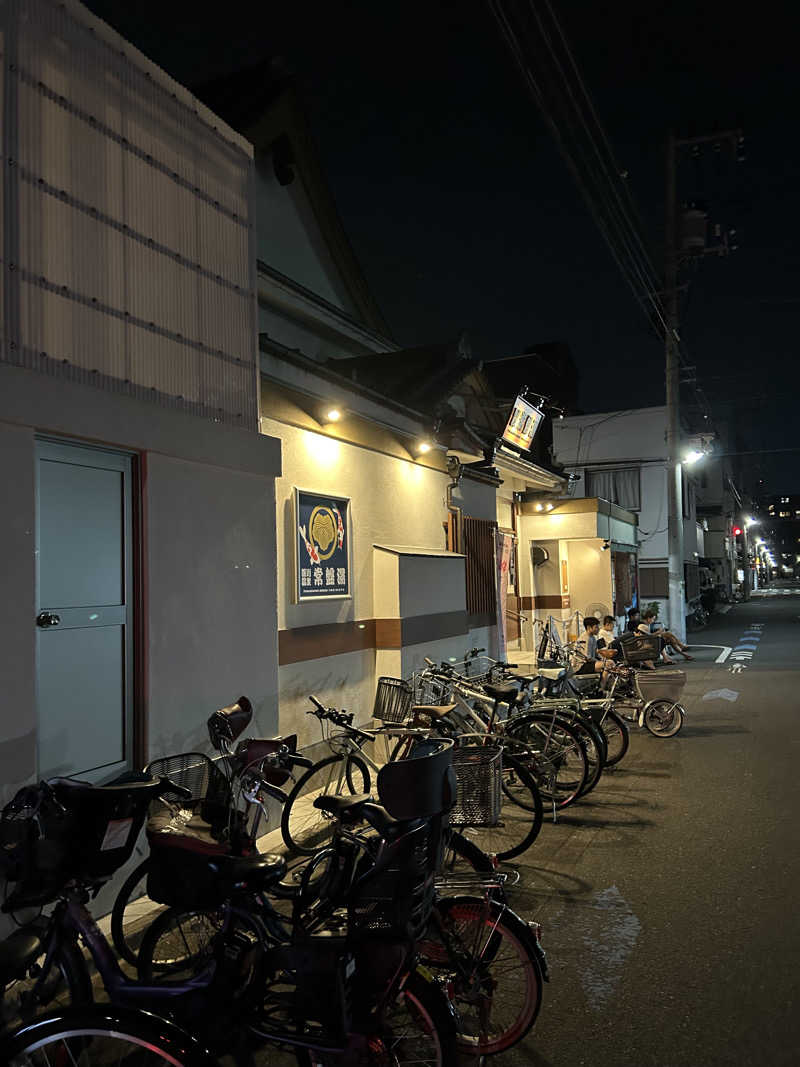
[689,644,733,663]
[702,688,739,702]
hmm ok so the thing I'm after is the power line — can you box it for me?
[488,0,726,437]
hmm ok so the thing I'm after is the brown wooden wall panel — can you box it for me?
[279,620,376,665]
[280,612,475,664]
[374,618,402,649]
[519,595,571,609]
[464,516,498,618]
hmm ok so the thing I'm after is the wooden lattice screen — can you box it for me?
[463,517,498,617]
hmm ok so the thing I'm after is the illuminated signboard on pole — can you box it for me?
[501,394,544,453]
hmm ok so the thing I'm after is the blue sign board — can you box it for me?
[295,489,351,601]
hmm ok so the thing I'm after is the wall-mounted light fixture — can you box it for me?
[601,539,610,551]
[534,502,544,512]
[325,407,342,422]
[417,440,432,454]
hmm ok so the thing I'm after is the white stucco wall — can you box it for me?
[266,419,451,631]
[265,418,497,742]
[567,539,614,618]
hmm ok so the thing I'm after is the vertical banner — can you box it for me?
[295,489,351,601]
[496,532,513,661]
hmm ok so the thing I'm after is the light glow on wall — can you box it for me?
[303,431,341,467]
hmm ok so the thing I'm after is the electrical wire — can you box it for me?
[489,0,740,472]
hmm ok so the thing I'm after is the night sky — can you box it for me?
[85,1,800,490]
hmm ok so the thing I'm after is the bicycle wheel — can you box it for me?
[0,1005,216,1065]
[1,929,92,1031]
[597,709,630,765]
[110,859,173,968]
[418,896,543,1056]
[281,755,371,855]
[136,906,226,982]
[643,700,685,738]
[300,967,458,1067]
[456,755,541,862]
[506,715,588,808]
[564,716,605,797]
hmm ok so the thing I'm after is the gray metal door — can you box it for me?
[35,439,134,781]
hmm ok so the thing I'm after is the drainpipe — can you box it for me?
[446,456,463,553]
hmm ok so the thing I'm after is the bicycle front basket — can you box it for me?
[449,745,502,827]
[373,677,413,724]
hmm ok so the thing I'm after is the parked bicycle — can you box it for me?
[0,750,460,1065]
[110,696,313,966]
[137,731,548,1059]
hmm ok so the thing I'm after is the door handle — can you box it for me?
[36,611,61,628]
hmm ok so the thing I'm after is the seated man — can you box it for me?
[572,616,606,675]
[638,610,693,662]
[626,607,642,632]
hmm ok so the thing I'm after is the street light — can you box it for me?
[683,449,704,464]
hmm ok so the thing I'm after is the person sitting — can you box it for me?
[626,607,642,632]
[572,617,606,675]
[638,609,693,662]
[596,615,621,660]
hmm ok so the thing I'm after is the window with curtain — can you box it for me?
[585,468,641,511]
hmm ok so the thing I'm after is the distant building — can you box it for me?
[763,495,800,578]
[552,405,705,630]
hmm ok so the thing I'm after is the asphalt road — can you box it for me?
[502,588,800,1067]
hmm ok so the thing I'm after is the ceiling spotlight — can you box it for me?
[325,408,342,422]
[417,441,432,454]
[545,503,555,511]
[534,503,544,512]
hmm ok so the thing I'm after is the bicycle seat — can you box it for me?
[484,683,520,705]
[209,852,287,889]
[537,667,567,681]
[0,919,47,985]
[411,703,457,718]
[313,793,371,818]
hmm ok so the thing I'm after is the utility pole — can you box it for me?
[665,130,685,641]
[664,127,743,642]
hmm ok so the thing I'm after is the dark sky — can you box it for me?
[85,1,800,491]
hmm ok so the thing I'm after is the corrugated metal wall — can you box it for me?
[1,0,258,428]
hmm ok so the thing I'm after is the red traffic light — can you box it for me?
[732,526,742,536]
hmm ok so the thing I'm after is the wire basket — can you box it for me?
[373,677,414,724]
[619,633,661,664]
[411,672,454,706]
[635,669,686,703]
[449,746,502,827]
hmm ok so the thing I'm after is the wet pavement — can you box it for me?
[498,588,800,1066]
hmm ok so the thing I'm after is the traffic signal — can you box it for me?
[732,526,742,537]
